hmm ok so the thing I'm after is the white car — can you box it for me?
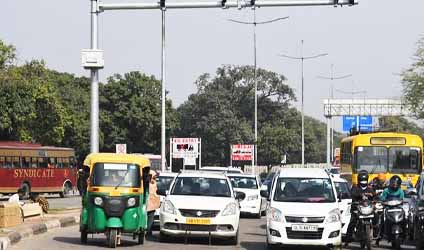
[262,168,342,249]
[200,166,243,174]
[159,171,244,244]
[227,174,267,218]
[332,176,352,239]
[154,172,178,226]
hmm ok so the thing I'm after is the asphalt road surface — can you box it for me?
[0,193,82,210]
[9,216,417,250]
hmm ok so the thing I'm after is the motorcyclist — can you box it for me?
[371,173,387,193]
[380,175,404,201]
[345,170,376,246]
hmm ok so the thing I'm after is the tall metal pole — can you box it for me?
[326,116,331,164]
[253,8,257,175]
[228,13,288,173]
[90,0,100,153]
[300,40,305,166]
[279,42,327,166]
[317,64,352,164]
[161,9,166,172]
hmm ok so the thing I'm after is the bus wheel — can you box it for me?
[18,183,30,200]
[60,182,72,198]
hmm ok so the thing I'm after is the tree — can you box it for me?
[403,36,424,118]
[0,40,16,70]
[100,71,179,155]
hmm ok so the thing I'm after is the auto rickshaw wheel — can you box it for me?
[108,228,118,248]
[81,229,88,244]
[138,231,145,245]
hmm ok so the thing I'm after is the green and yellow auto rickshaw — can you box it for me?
[79,153,151,248]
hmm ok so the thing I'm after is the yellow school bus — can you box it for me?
[340,132,423,186]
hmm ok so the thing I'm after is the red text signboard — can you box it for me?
[231,144,253,161]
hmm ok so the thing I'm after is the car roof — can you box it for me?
[158,172,178,177]
[200,166,243,173]
[226,173,256,178]
[277,168,331,178]
[177,171,228,179]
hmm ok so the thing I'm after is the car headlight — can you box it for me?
[162,200,176,215]
[127,197,136,207]
[94,197,103,206]
[326,209,341,223]
[222,202,237,216]
[269,207,283,222]
[247,195,259,201]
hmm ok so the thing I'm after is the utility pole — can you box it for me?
[279,41,327,166]
[317,64,352,164]
[160,0,166,172]
[228,11,288,175]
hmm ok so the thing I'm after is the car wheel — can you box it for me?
[229,230,239,245]
[159,231,169,243]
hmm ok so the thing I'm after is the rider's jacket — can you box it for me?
[380,188,405,202]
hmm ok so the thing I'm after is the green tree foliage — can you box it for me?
[403,36,424,118]
[100,72,179,154]
[379,116,424,137]
[0,40,16,70]
[177,65,328,166]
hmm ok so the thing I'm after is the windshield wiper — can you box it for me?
[115,169,129,190]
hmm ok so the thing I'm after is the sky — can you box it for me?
[2,0,424,131]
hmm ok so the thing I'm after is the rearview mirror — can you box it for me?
[235,191,246,201]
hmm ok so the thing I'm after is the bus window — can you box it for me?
[13,157,20,168]
[5,157,12,168]
[39,157,48,168]
[31,157,38,168]
[48,158,56,168]
[389,147,421,174]
[0,156,4,168]
[57,158,63,168]
[354,146,387,173]
[22,157,30,168]
[69,157,75,168]
[63,158,69,168]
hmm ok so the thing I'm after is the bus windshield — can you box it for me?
[91,163,141,188]
[355,146,387,173]
[389,147,421,174]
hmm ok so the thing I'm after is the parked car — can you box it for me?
[227,173,267,218]
[154,172,178,227]
[332,176,351,240]
[158,171,245,244]
[261,168,342,250]
[199,166,243,174]
[410,174,424,247]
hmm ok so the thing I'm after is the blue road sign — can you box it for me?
[343,116,357,132]
[343,115,373,132]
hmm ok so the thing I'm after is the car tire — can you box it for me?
[229,230,239,246]
[159,231,169,243]
[60,182,72,198]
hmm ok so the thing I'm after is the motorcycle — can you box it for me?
[382,198,406,250]
[352,198,374,250]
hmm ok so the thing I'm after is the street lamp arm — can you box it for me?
[335,89,367,95]
[278,54,303,60]
[227,19,253,24]
[302,53,328,60]
[317,74,352,80]
[256,16,289,25]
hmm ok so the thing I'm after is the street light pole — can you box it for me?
[229,11,288,174]
[317,64,352,164]
[278,40,327,166]
[161,6,166,172]
[90,0,100,153]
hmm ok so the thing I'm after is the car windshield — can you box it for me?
[157,176,175,192]
[355,146,387,173]
[389,147,421,174]
[91,163,141,188]
[229,176,258,189]
[329,168,340,175]
[274,178,336,203]
[171,177,231,197]
[335,181,351,199]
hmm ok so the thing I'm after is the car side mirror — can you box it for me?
[235,191,245,201]
[260,190,269,199]
[157,189,167,196]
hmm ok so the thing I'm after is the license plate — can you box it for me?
[291,224,318,232]
[186,218,211,225]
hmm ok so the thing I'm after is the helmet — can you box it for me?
[377,173,386,182]
[389,175,402,191]
[357,170,369,189]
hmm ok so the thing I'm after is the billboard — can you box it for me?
[231,144,254,161]
[342,116,373,132]
[172,138,199,158]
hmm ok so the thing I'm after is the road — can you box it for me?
[0,194,82,210]
[8,216,417,250]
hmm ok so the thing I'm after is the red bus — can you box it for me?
[0,141,77,199]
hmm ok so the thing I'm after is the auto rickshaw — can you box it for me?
[79,153,151,248]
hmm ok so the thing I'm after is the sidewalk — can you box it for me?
[0,208,80,250]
